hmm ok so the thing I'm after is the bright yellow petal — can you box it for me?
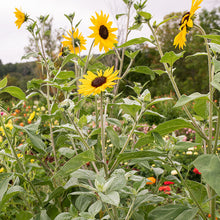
[173,27,187,50]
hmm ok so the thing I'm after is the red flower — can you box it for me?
[164,181,174,185]
[159,185,171,192]
[193,168,201,175]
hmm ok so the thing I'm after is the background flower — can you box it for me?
[61,29,86,54]
[89,11,118,52]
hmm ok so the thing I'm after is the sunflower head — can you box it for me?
[14,8,28,29]
[89,11,118,52]
[173,0,203,49]
[61,29,87,54]
[78,67,120,96]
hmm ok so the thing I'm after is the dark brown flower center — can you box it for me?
[179,12,190,30]
[91,76,107,88]
[99,25,109,39]
[74,38,81,47]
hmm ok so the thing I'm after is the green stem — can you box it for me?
[95,96,99,129]
[113,1,131,98]
[100,92,108,176]
[213,109,220,154]
[110,108,144,174]
[66,112,99,174]
[83,40,94,75]
[195,24,214,155]
[125,198,135,220]
[195,25,216,220]
[147,21,209,143]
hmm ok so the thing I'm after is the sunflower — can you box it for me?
[78,67,120,96]
[173,0,203,49]
[89,11,118,52]
[14,8,28,29]
[61,29,87,54]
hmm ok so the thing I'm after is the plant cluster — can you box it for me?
[0,0,220,219]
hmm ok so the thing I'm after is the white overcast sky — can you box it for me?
[0,0,219,64]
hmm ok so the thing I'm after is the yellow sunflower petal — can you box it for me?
[173,26,187,50]
[14,8,26,29]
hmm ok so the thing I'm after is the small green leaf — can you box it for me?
[125,50,140,59]
[143,110,165,118]
[121,104,141,119]
[118,150,164,163]
[194,99,208,119]
[146,97,172,108]
[98,191,120,207]
[88,200,102,217]
[213,58,220,73]
[174,92,208,108]
[55,71,75,79]
[61,54,75,68]
[0,77,7,89]
[117,37,151,48]
[209,43,220,53]
[160,51,185,67]
[0,186,25,211]
[153,69,166,75]
[58,147,75,158]
[78,115,87,128]
[16,211,33,220]
[116,13,126,20]
[155,15,177,28]
[0,173,13,202]
[54,149,95,178]
[186,52,207,59]
[198,34,220,44]
[138,11,152,20]
[129,66,155,80]
[0,86,26,100]
[211,72,220,91]
[54,212,73,220]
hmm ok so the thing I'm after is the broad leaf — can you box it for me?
[186,180,208,205]
[160,51,185,67]
[198,34,220,44]
[0,86,26,100]
[193,154,220,196]
[55,71,75,79]
[138,11,152,20]
[54,149,95,178]
[106,126,120,149]
[0,77,7,89]
[118,150,164,163]
[88,200,102,217]
[0,173,13,202]
[98,191,120,207]
[117,37,151,48]
[148,204,198,220]
[146,97,172,108]
[129,66,155,80]
[211,72,220,91]
[150,118,194,136]
[61,54,75,68]
[174,93,208,108]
